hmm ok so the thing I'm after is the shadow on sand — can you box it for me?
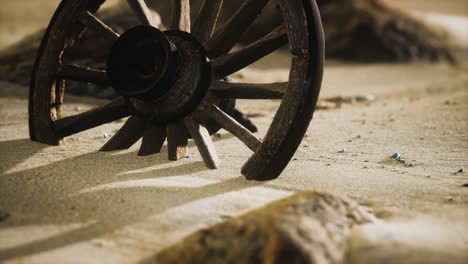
[0,136,260,262]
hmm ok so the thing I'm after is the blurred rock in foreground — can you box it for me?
[154,191,375,264]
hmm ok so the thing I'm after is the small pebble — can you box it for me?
[391,152,402,159]
[338,149,345,154]
[457,168,464,173]
[102,132,109,138]
[0,211,10,222]
[462,183,468,188]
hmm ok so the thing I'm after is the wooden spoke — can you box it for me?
[100,116,146,151]
[206,0,270,58]
[167,122,189,160]
[184,116,220,169]
[126,0,156,26]
[55,79,65,119]
[57,64,109,86]
[138,124,167,156]
[205,104,262,151]
[78,11,119,41]
[210,81,287,99]
[170,0,190,32]
[212,25,287,78]
[55,97,132,138]
[191,0,224,45]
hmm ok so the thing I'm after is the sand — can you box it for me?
[0,0,467,263]
[0,60,467,263]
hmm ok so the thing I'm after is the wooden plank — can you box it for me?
[126,0,156,26]
[55,97,132,138]
[170,0,190,32]
[138,124,167,156]
[78,11,119,41]
[206,0,270,58]
[212,25,287,78]
[191,0,224,45]
[184,116,220,169]
[210,81,287,99]
[100,116,146,151]
[57,64,109,86]
[167,122,189,160]
[205,104,262,152]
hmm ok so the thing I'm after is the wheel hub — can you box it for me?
[107,26,211,123]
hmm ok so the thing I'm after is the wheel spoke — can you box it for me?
[138,124,167,156]
[55,97,132,138]
[55,79,65,119]
[167,122,189,160]
[191,0,224,45]
[212,25,287,78]
[170,0,190,32]
[126,0,157,27]
[100,116,146,151]
[205,104,262,151]
[206,0,270,58]
[210,81,286,99]
[57,64,109,86]
[78,11,119,41]
[184,116,220,169]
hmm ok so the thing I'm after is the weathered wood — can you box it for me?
[78,11,119,41]
[241,0,325,181]
[100,116,146,151]
[55,79,65,119]
[184,116,220,169]
[138,123,167,156]
[126,0,156,26]
[167,122,189,160]
[56,64,109,86]
[206,0,270,58]
[210,81,287,99]
[212,25,288,78]
[170,0,190,32]
[205,104,261,152]
[54,97,132,138]
[191,0,224,45]
[29,0,105,145]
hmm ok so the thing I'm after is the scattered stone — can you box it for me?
[102,132,109,139]
[462,183,468,188]
[156,191,375,264]
[316,100,341,110]
[354,94,376,103]
[338,149,346,154]
[391,153,402,160]
[0,211,10,222]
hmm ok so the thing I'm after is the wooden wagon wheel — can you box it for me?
[29,0,324,181]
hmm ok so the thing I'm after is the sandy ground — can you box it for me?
[0,1,468,263]
[0,60,467,263]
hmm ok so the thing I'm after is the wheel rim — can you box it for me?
[29,0,325,180]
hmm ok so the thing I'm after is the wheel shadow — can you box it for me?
[0,139,47,174]
[0,137,260,262]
